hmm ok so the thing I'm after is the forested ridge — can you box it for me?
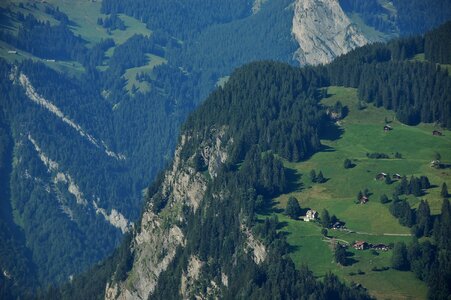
[100,0,253,39]
[42,23,451,299]
[325,21,451,128]
[0,0,300,289]
[41,59,372,300]
[338,0,451,36]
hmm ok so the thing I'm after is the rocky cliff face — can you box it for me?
[105,127,233,300]
[292,0,368,65]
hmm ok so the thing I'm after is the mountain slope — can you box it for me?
[103,62,367,300]
[1,0,451,293]
[53,26,451,299]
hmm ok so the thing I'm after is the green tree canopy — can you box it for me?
[335,245,347,266]
[320,209,331,228]
[391,242,409,270]
[285,196,301,219]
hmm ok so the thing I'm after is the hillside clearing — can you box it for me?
[272,86,450,299]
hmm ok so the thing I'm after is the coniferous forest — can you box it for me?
[0,1,450,299]
[33,23,451,299]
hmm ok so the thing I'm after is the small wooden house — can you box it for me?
[430,160,441,168]
[304,209,317,222]
[353,241,368,250]
[360,196,369,204]
[392,173,402,180]
[432,130,443,136]
[375,172,387,180]
[372,243,389,251]
[384,125,393,132]
[332,221,344,230]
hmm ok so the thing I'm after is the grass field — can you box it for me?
[271,86,450,299]
[123,54,167,94]
[0,0,152,57]
[0,0,165,91]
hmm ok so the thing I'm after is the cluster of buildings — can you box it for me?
[375,172,402,181]
[352,241,390,251]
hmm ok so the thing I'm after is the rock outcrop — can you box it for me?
[292,0,368,65]
[105,127,230,300]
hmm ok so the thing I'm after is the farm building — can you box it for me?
[372,244,390,251]
[430,160,442,168]
[383,125,393,132]
[432,130,443,136]
[353,241,368,250]
[359,196,369,204]
[392,173,402,180]
[375,172,387,180]
[303,209,317,222]
[332,221,344,230]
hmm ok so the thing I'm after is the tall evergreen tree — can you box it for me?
[310,170,317,183]
[380,194,389,204]
[285,196,301,219]
[344,159,352,169]
[416,200,431,237]
[335,245,347,266]
[441,182,449,198]
[320,209,331,228]
[391,242,409,270]
[316,171,325,183]
[439,198,451,250]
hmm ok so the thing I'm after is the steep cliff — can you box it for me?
[105,128,231,300]
[292,0,368,65]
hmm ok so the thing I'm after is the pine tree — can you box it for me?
[441,183,448,198]
[380,194,389,204]
[411,177,422,197]
[285,196,301,219]
[310,170,317,183]
[344,159,352,169]
[400,176,409,195]
[416,200,431,237]
[317,171,325,183]
[439,198,451,250]
[357,191,363,201]
[391,242,409,270]
[335,245,347,266]
[420,176,431,189]
[320,209,331,228]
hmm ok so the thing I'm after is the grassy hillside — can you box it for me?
[271,86,451,299]
[0,0,156,79]
[0,0,151,45]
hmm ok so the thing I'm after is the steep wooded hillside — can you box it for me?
[47,26,451,299]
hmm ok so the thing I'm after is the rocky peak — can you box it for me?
[292,0,368,65]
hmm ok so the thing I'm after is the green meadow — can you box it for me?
[272,86,451,299]
[0,0,160,81]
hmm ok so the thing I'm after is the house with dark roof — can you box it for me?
[432,130,443,136]
[353,241,368,250]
